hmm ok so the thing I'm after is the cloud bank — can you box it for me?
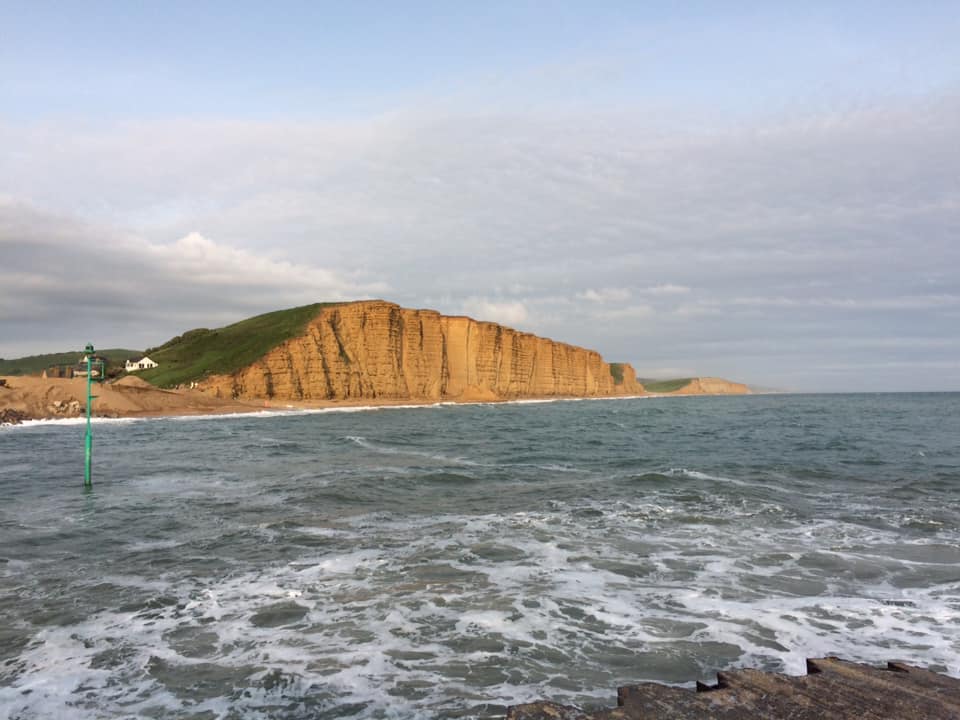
[2,94,958,390]
[0,198,387,354]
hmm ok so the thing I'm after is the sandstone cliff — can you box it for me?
[198,300,643,402]
[670,377,751,395]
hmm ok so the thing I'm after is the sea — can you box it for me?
[1,393,958,719]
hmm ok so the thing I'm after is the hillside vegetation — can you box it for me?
[138,303,339,388]
[0,349,141,376]
[639,378,694,393]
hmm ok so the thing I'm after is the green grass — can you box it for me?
[0,349,141,376]
[639,378,694,393]
[609,363,625,385]
[138,303,339,388]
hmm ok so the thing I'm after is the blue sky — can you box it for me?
[5,2,956,120]
[2,2,959,390]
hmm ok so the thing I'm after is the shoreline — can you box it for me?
[0,375,753,426]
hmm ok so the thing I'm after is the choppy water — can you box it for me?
[1,393,959,719]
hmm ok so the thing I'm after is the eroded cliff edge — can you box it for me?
[198,300,643,402]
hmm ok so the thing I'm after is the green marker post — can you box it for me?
[83,343,100,489]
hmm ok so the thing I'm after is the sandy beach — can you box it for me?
[0,374,756,424]
[0,375,571,423]
[0,375,268,422]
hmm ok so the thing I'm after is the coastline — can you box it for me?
[0,375,751,426]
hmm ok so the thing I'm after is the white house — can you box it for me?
[125,356,159,372]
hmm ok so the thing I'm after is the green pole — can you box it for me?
[84,344,94,488]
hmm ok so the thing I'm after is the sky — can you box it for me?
[1,2,958,392]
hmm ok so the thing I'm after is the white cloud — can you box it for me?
[726,295,960,310]
[645,284,690,295]
[671,303,722,318]
[0,200,388,354]
[596,304,655,320]
[576,287,631,303]
[460,298,530,327]
[145,231,384,295]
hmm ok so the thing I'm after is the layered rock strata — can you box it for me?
[199,300,642,402]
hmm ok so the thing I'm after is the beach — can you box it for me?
[0,374,754,425]
[0,375,497,423]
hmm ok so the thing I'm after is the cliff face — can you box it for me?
[199,300,642,402]
[671,377,751,395]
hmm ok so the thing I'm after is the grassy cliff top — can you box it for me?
[639,378,694,393]
[138,302,339,388]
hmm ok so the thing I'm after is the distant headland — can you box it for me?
[1,300,749,423]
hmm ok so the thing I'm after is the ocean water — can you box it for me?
[1,393,959,719]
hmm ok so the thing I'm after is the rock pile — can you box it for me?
[47,399,82,416]
[0,408,27,425]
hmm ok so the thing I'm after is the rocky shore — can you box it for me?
[0,408,28,425]
[507,657,960,719]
